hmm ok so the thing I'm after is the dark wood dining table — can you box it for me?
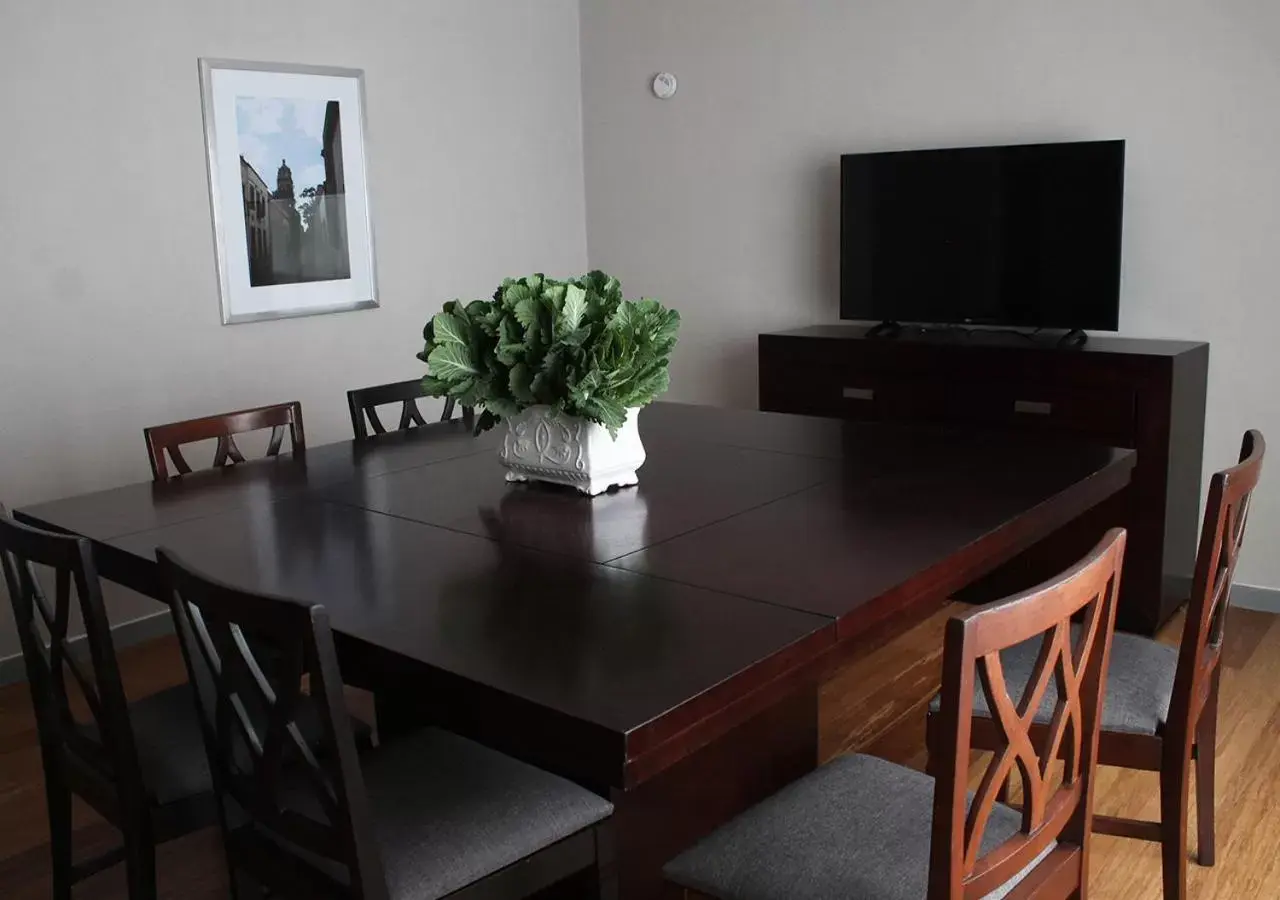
[17,402,1135,898]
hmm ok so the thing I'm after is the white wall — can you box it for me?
[0,0,588,661]
[580,0,1280,589]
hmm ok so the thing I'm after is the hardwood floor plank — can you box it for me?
[0,680,40,754]
[1217,608,1273,671]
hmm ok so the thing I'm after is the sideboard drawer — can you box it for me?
[953,382,1138,446]
[1007,385,1137,445]
[832,372,1137,445]
[835,374,945,421]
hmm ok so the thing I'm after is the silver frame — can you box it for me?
[198,58,380,325]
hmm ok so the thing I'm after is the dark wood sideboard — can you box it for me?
[759,325,1208,635]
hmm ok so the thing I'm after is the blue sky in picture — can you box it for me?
[235,96,330,212]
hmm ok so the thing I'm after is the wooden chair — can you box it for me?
[144,401,306,481]
[347,379,471,441]
[157,548,616,900]
[0,506,216,899]
[664,528,1126,900]
[927,430,1264,900]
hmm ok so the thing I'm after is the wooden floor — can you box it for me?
[3,605,1278,898]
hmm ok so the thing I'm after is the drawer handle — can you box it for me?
[843,387,875,401]
[1014,400,1053,415]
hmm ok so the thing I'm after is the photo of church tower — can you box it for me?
[237,98,351,287]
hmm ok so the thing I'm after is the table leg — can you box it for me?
[373,684,428,744]
[611,686,819,900]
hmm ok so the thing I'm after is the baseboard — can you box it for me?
[0,610,174,687]
[1232,584,1280,614]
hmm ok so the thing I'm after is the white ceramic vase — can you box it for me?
[498,405,645,496]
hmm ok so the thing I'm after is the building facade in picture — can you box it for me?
[236,97,351,287]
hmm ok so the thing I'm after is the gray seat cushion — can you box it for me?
[360,727,613,899]
[110,684,212,806]
[80,683,373,807]
[664,754,1047,900]
[927,628,1179,735]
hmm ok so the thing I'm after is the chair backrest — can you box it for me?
[1168,430,1265,744]
[929,528,1126,900]
[0,507,150,823]
[144,401,306,481]
[157,549,389,900]
[346,379,464,441]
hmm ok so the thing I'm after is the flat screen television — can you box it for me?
[840,140,1125,331]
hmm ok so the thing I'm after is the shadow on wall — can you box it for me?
[809,157,842,312]
[718,339,763,408]
[666,158,843,412]
[667,336,760,410]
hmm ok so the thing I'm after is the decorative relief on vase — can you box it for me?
[498,406,645,496]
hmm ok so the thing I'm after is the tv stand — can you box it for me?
[865,321,903,339]
[758,324,1209,635]
[1058,328,1089,349]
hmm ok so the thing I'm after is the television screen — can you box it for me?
[840,140,1125,330]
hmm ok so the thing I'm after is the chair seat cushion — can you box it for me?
[112,684,212,806]
[927,628,1179,735]
[80,683,374,807]
[362,727,613,900]
[664,754,1045,900]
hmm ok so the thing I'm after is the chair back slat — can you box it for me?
[167,444,195,476]
[346,379,465,441]
[929,528,1126,900]
[364,405,389,437]
[398,401,428,432]
[266,424,287,458]
[0,508,149,817]
[1170,430,1265,740]
[144,402,305,481]
[158,550,391,900]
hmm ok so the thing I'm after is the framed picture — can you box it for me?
[198,58,378,324]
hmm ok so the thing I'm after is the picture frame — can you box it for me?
[198,58,379,325]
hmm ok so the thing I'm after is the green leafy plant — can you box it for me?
[417,271,680,436]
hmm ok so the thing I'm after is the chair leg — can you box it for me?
[124,834,158,900]
[924,715,938,779]
[1159,759,1191,900]
[1196,675,1220,867]
[229,867,266,900]
[598,870,620,900]
[216,798,261,900]
[595,821,618,900]
[45,777,73,900]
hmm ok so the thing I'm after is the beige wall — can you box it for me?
[0,0,588,662]
[579,0,1280,589]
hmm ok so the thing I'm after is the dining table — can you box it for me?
[16,402,1136,898]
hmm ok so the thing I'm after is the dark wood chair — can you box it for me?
[927,430,1264,900]
[144,401,306,481]
[0,506,216,899]
[347,380,471,441]
[664,528,1127,900]
[157,548,616,900]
